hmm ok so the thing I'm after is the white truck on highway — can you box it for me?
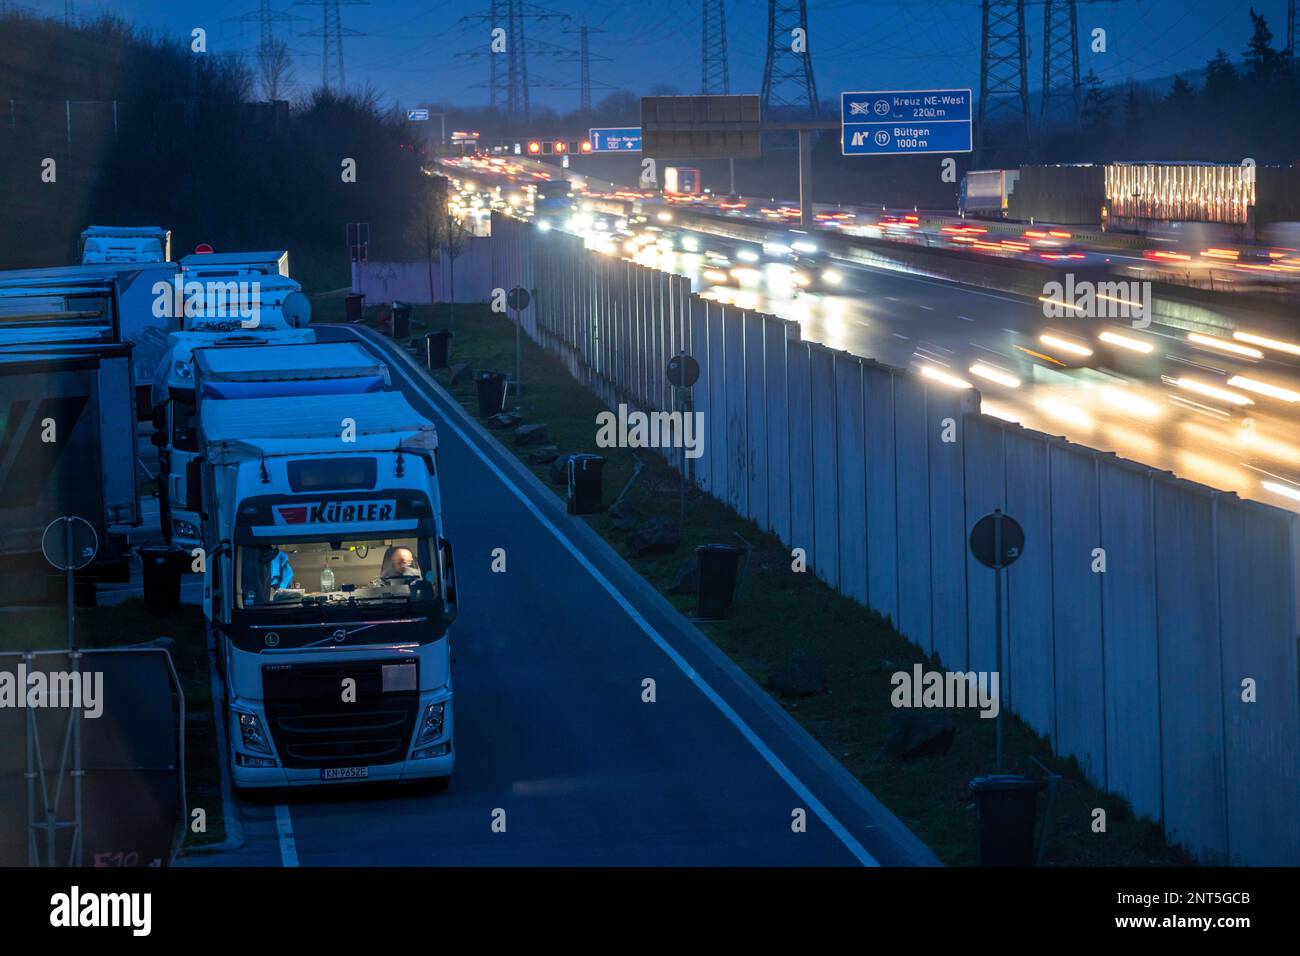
[198,391,458,789]
[157,342,390,548]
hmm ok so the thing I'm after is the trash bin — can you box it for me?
[139,544,188,614]
[695,544,744,619]
[344,292,365,322]
[566,454,606,515]
[475,370,508,417]
[969,775,1045,866]
[427,329,452,369]
[391,301,411,339]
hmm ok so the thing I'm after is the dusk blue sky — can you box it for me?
[40,0,1296,111]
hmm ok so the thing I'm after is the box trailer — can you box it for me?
[0,342,140,600]
[157,341,388,547]
[80,226,172,265]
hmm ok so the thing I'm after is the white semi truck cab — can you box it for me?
[198,392,458,789]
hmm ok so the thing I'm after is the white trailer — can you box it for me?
[158,341,389,547]
[80,225,172,264]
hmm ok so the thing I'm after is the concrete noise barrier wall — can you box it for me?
[489,212,1300,864]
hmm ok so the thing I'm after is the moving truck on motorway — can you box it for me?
[533,179,575,229]
[663,166,701,196]
[157,342,390,547]
[80,225,172,264]
[198,391,458,789]
[960,169,1019,219]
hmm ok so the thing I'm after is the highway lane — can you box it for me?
[446,153,1300,514]
[670,238,1300,515]
[209,323,935,867]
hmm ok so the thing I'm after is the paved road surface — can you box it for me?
[187,324,936,867]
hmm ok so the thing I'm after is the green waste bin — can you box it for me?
[969,775,1045,866]
[695,544,744,619]
[391,301,411,339]
[344,293,364,322]
[427,329,452,369]
[476,371,508,417]
[139,544,188,614]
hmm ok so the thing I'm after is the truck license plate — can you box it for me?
[321,767,368,780]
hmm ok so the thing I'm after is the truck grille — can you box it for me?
[262,660,419,769]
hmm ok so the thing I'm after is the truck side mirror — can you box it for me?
[438,537,457,625]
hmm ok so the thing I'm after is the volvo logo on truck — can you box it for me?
[272,499,397,525]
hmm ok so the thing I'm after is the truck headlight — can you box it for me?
[172,360,193,381]
[238,711,272,755]
[172,518,199,538]
[415,701,446,745]
[822,269,843,284]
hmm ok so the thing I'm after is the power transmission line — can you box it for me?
[701,0,730,94]
[460,1,570,121]
[1040,0,1079,120]
[296,0,368,92]
[561,24,613,113]
[761,0,819,116]
[977,0,1030,159]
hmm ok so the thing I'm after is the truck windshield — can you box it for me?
[236,535,438,609]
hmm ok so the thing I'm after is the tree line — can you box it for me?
[0,12,435,292]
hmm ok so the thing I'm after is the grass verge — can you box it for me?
[0,597,226,849]
[322,297,1192,867]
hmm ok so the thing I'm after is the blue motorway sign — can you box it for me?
[841,89,972,156]
[588,127,642,152]
[407,108,430,121]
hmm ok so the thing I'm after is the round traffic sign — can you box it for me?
[969,510,1024,570]
[42,516,99,571]
[506,287,531,311]
[666,353,700,389]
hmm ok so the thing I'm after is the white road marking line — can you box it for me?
[892,332,908,339]
[275,803,299,867]
[959,315,974,322]
[353,326,878,868]
[918,304,934,311]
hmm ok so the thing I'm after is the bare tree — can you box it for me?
[439,210,472,333]
[407,177,445,308]
[258,37,294,101]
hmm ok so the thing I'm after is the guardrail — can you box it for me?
[491,210,1300,865]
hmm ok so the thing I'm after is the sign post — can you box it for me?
[666,352,700,533]
[40,515,98,866]
[968,508,1024,772]
[841,88,973,156]
[507,286,531,400]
